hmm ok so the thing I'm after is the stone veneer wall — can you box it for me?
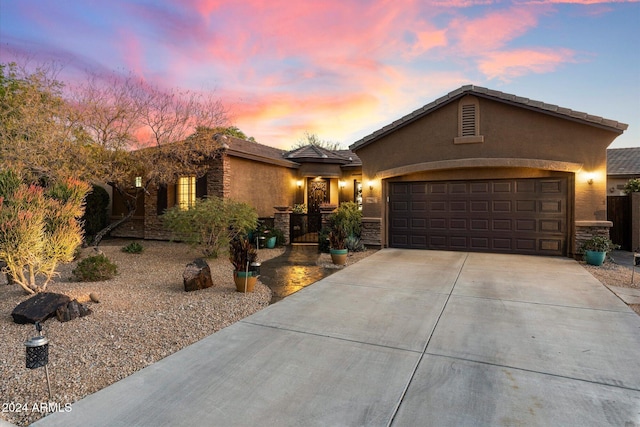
[207,155,230,198]
[574,221,612,258]
[361,217,382,248]
[273,210,291,245]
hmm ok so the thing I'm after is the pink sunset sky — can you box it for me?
[1,0,638,149]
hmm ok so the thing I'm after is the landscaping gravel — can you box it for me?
[1,244,637,426]
[0,239,284,427]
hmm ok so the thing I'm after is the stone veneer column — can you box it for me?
[207,154,231,198]
[361,217,382,248]
[273,208,292,245]
[574,220,613,258]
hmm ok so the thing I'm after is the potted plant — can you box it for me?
[329,225,348,265]
[229,236,259,292]
[581,236,619,266]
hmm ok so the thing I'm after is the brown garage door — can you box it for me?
[389,178,567,256]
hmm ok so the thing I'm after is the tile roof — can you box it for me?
[285,145,361,166]
[221,135,299,168]
[607,147,640,176]
[350,85,629,151]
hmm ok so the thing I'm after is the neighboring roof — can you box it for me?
[607,147,640,176]
[350,85,629,151]
[222,135,299,168]
[285,145,361,167]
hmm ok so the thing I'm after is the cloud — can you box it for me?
[448,6,543,54]
[478,48,578,80]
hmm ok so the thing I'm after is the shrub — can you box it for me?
[624,178,640,194]
[162,196,258,258]
[331,202,362,238]
[122,241,144,254]
[0,170,90,294]
[82,185,110,242]
[345,235,365,252]
[580,236,619,253]
[72,254,118,281]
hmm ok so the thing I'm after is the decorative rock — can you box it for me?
[56,299,92,322]
[90,292,100,303]
[11,292,72,324]
[183,258,214,292]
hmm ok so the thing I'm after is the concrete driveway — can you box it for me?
[34,249,640,426]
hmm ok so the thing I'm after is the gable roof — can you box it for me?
[608,147,640,177]
[350,85,629,151]
[285,145,361,166]
[221,135,299,168]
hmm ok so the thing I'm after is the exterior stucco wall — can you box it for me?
[355,96,621,254]
[228,156,298,217]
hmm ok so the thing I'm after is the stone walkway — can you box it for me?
[259,245,334,304]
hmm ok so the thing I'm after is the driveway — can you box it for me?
[34,249,640,426]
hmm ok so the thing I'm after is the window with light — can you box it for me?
[177,176,196,210]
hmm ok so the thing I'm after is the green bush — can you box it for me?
[162,196,258,258]
[122,241,144,254]
[330,202,362,238]
[82,185,110,241]
[624,178,640,194]
[72,254,118,281]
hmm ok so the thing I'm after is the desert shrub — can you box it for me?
[72,254,117,281]
[162,196,258,258]
[331,202,362,238]
[82,185,110,242]
[122,241,144,254]
[0,170,90,294]
[345,235,365,252]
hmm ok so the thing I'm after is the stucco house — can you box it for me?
[606,147,640,251]
[111,85,628,258]
[607,147,640,196]
[110,136,362,242]
[349,85,628,258]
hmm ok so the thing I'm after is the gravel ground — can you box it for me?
[1,245,635,426]
[0,239,284,427]
[581,258,640,315]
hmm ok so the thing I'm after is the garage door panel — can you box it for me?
[471,219,489,231]
[515,239,536,251]
[515,219,536,232]
[540,200,563,213]
[492,182,512,193]
[516,200,536,212]
[493,200,512,213]
[540,180,563,193]
[515,180,536,193]
[450,219,467,230]
[470,182,489,193]
[389,178,567,256]
[470,201,489,212]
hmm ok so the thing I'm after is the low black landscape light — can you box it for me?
[25,321,52,398]
[250,261,261,276]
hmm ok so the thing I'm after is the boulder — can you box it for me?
[12,292,71,324]
[56,299,92,322]
[183,258,214,292]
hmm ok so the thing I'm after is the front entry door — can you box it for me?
[308,178,329,214]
